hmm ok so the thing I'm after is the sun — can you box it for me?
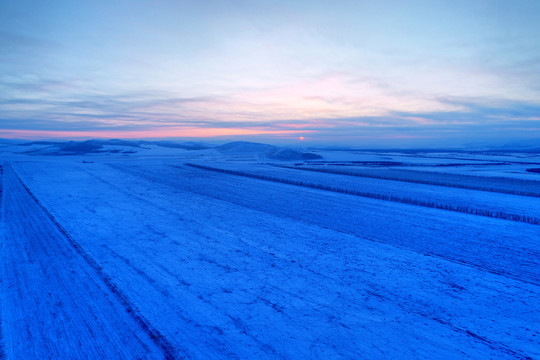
[299,136,305,141]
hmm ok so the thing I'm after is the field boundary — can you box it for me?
[273,164,540,198]
[4,163,179,360]
[186,163,540,225]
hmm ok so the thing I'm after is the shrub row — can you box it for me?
[186,163,540,225]
[274,165,540,198]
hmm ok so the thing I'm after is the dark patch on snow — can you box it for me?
[265,148,322,161]
[19,140,150,155]
[19,140,66,146]
[17,139,212,155]
[305,161,403,166]
[147,141,210,150]
[218,141,275,153]
[57,141,105,154]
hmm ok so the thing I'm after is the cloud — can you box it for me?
[0,31,56,52]
[1,85,539,145]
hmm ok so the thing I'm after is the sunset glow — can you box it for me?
[0,128,313,140]
[1,0,539,146]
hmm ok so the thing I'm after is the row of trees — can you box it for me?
[186,163,540,225]
[274,165,540,198]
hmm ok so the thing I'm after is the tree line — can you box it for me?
[273,165,540,198]
[186,163,540,225]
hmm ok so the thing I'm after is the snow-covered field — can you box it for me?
[1,142,539,359]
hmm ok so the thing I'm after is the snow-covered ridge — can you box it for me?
[0,139,323,161]
[217,141,322,160]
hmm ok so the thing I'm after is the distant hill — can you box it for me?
[217,141,275,153]
[148,141,210,150]
[2,139,322,160]
[18,140,143,155]
[11,139,178,155]
[217,141,322,160]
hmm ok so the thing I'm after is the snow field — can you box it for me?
[8,159,540,359]
[111,162,540,285]
[0,163,167,359]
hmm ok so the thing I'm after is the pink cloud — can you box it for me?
[0,127,314,140]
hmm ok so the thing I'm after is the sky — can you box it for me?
[1,0,540,147]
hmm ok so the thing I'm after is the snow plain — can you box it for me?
[1,144,539,359]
